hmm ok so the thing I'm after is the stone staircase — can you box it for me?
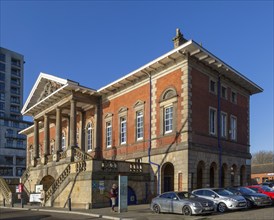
[44,148,91,206]
[0,177,12,205]
[21,167,31,197]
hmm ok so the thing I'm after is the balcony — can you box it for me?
[11,80,20,86]
[11,59,21,67]
[11,70,21,77]
[5,133,26,140]
[4,143,25,149]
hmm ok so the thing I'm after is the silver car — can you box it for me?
[150,191,215,216]
[192,188,247,213]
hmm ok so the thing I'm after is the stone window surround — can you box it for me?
[118,107,128,146]
[230,115,237,141]
[86,121,93,152]
[104,113,113,148]
[133,100,145,142]
[209,107,217,136]
[221,84,228,100]
[159,88,178,136]
[209,78,217,95]
[231,90,238,104]
[221,111,227,139]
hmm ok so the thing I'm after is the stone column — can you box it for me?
[94,102,102,158]
[69,99,77,148]
[54,107,62,161]
[79,111,85,151]
[34,119,39,159]
[42,114,50,164]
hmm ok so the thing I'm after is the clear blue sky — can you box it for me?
[1,0,273,154]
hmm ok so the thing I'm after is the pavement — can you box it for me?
[0,203,154,220]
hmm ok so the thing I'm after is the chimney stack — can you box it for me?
[172,28,187,48]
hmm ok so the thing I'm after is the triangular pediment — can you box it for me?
[22,73,69,114]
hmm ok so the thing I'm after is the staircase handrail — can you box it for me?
[21,167,31,184]
[74,147,93,162]
[0,177,12,204]
[45,164,71,202]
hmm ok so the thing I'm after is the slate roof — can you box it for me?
[251,163,274,174]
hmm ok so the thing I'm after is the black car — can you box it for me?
[226,186,272,208]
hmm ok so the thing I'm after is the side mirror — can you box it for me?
[211,194,216,198]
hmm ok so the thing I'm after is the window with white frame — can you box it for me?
[230,116,237,140]
[231,91,237,104]
[87,122,93,151]
[221,112,227,138]
[136,111,143,140]
[164,105,173,134]
[221,86,227,99]
[61,132,66,150]
[120,117,127,144]
[209,79,217,94]
[106,121,112,147]
[160,88,177,135]
[209,108,217,135]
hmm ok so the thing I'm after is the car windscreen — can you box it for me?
[177,192,196,199]
[262,186,274,192]
[213,189,233,196]
[239,187,256,194]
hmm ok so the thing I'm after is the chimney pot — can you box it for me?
[172,28,187,48]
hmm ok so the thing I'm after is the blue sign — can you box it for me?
[118,175,128,213]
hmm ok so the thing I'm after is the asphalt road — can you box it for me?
[0,209,101,220]
[0,206,274,220]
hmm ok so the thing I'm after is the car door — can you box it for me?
[202,190,220,205]
[157,193,170,212]
[169,192,182,214]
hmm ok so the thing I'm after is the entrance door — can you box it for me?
[197,161,205,189]
[162,163,174,192]
[40,175,55,192]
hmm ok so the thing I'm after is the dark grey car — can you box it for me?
[226,186,272,208]
[150,191,215,216]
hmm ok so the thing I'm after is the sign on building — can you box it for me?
[35,184,43,193]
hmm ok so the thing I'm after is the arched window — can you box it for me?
[87,122,93,151]
[61,132,66,151]
[160,88,178,135]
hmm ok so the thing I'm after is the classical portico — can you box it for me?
[21,73,101,167]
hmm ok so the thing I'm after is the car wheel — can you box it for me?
[217,202,227,213]
[246,199,252,208]
[153,204,161,214]
[182,205,192,216]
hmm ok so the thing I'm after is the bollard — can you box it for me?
[3,198,5,207]
[21,196,24,208]
[68,197,71,211]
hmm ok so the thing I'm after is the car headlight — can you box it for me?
[192,202,201,207]
[226,198,237,202]
[251,196,260,201]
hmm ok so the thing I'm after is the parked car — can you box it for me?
[247,185,274,203]
[262,182,274,189]
[225,186,272,208]
[192,188,247,213]
[150,191,215,216]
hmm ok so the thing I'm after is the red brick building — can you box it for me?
[251,163,274,184]
[16,29,262,208]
